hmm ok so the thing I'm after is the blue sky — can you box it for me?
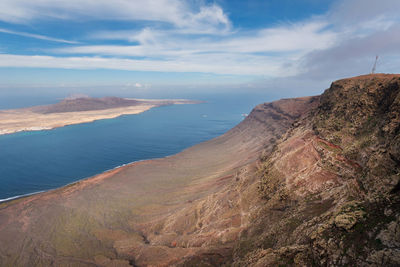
[0,0,399,97]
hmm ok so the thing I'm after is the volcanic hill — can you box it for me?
[30,96,141,113]
[0,74,399,266]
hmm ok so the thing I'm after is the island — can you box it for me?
[0,96,200,135]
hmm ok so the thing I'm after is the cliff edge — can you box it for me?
[234,74,400,266]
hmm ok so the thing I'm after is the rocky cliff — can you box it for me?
[0,74,399,266]
[232,74,400,266]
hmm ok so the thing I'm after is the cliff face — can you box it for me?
[0,74,399,266]
[232,74,400,266]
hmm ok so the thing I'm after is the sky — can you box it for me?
[0,0,399,98]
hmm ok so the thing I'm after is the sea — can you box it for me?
[0,93,273,201]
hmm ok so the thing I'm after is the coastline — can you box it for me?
[0,104,156,136]
[0,158,150,204]
[0,190,46,203]
[0,98,201,136]
[0,97,204,204]
[0,129,199,204]
[0,105,158,135]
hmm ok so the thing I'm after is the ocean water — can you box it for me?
[0,94,270,201]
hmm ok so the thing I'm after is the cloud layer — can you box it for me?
[0,0,230,33]
[0,0,399,89]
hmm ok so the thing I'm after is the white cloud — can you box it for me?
[54,21,336,70]
[88,21,334,52]
[0,53,290,76]
[184,4,231,34]
[208,22,335,53]
[0,0,399,87]
[0,0,230,34]
[243,0,400,95]
[0,0,180,23]
[0,0,336,79]
[329,0,400,27]
[299,23,400,80]
[0,28,79,44]
[124,82,149,89]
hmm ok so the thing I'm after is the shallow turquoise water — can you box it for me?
[0,95,268,200]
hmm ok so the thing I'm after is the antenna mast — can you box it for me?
[371,55,379,74]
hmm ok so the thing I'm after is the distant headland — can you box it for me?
[0,96,201,135]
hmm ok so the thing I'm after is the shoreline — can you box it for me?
[0,151,181,204]
[0,104,156,136]
[0,97,203,204]
[0,107,151,136]
[0,98,202,203]
[0,190,46,203]
[0,159,150,204]
[0,98,201,136]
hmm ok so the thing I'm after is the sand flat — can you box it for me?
[0,104,155,135]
